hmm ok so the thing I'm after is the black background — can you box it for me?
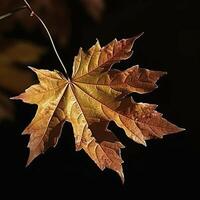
[1,0,199,198]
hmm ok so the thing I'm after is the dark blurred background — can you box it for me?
[0,0,199,198]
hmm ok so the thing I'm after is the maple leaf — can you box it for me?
[12,34,184,182]
[0,92,14,121]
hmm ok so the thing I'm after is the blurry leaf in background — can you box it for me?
[81,0,105,21]
[0,0,106,46]
[0,40,46,121]
[0,40,46,92]
[0,0,71,46]
[0,91,14,121]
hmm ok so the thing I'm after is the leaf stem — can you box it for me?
[0,5,27,21]
[23,0,69,77]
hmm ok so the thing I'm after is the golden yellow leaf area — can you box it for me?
[12,34,184,182]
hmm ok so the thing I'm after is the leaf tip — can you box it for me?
[26,156,32,167]
[79,47,83,53]
[130,32,144,42]
[75,143,82,151]
[96,38,100,44]
[168,122,185,134]
[144,141,147,147]
[26,149,39,167]
[10,93,25,101]
[118,170,125,184]
[137,137,147,146]
[28,66,37,72]
[160,71,168,77]
[25,161,31,168]
[22,131,27,135]
[139,136,147,146]
[136,32,144,38]
[176,127,186,133]
[10,95,20,100]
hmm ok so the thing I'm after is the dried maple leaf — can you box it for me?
[81,0,105,21]
[12,34,184,182]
